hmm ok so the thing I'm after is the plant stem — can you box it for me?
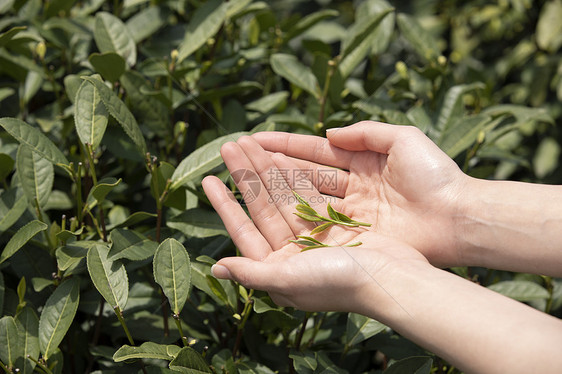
[27,356,54,374]
[173,314,189,347]
[232,289,254,358]
[114,306,135,346]
[318,59,337,126]
[294,313,309,351]
[0,359,9,374]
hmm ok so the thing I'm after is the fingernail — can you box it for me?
[326,127,343,135]
[211,264,232,280]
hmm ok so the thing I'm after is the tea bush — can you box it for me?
[0,0,561,373]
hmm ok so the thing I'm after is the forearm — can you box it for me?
[455,178,562,276]
[362,264,562,374]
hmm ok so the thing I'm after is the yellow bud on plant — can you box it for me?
[36,41,46,61]
[395,61,408,79]
[171,49,179,61]
[437,55,447,66]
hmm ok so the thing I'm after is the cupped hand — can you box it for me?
[202,135,429,314]
[252,121,469,267]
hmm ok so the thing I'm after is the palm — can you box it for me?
[253,125,467,267]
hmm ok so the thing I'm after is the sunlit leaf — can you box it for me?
[0,220,48,265]
[177,0,228,63]
[170,132,247,191]
[169,347,213,373]
[94,11,137,67]
[109,228,157,261]
[89,52,126,83]
[15,307,40,374]
[153,238,191,315]
[0,118,69,166]
[82,76,147,155]
[270,53,321,99]
[0,316,18,367]
[113,342,177,362]
[38,277,80,361]
[396,13,440,62]
[346,313,386,346]
[16,145,54,208]
[87,243,129,310]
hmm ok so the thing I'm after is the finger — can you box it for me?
[326,121,424,154]
[220,142,295,250]
[211,256,289,292]
[252,131,354,170]
[236,136,312,235]
[268,152,349,198]
[202,176,272,260]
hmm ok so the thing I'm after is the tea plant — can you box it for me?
[0,0,561,373]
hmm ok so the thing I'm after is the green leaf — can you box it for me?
[153,238,191,315]
[0,316,19,367]
[86,177,122,209]
[55,243,89,271]
[38,277,80,361]
[126,6,168,44]
[0,220,48,264]
[396,13,440,62]
[339,7,394,78]
[293,213,324,222]
[169,347,213,373]
[482,104,554,125]
[0,272,4,317]
[326,203,338,220]
[94,11,137,67]
[56,226,84,243]
[88,52,126,84]
[300,245,329,251]
[87,243,129,310]
[245,91,289,113]
[109,211,157,229]
[108,229,158,261]
[120,71,169,138]
[82,76,147,155]
[536,0,562,53]
[0,87,15,103]
[295,204,317,216]
[113,342,177,362]
[487,280,550,302]
[284,9,338,42]
[438,114,490,159]
[205,275,230,308]
[346,313,386,346]
[270,53,321,99]
[533,137,560,179]
[292,190,310,206]
[15,307,40,374]
[383,356,433,374]
[289,350,317,373]
[0,188,27,233]
[17,144,54,207]
[170,132,247,191]
[177,0,228,63]
[436,82,485,132]
[0,117,69,166]
[309,222,333,234]
[167,208,228,238]
[0,26,26,47]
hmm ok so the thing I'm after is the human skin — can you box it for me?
[201,122,562,373]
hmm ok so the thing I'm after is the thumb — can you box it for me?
[327,121,419,154]
[211,257,284,292]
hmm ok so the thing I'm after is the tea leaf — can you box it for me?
[487,280,550,302]
[108,229,158,261]
[383,357,433,374]
[295,204,317,216]
[396,13,440,62]
[15,307,40,374]
[82,76,147,155]
[87,244,129,310]
[170,132,247,191]
[153,238,191,315]
[16,144,54,207]
[0,220,48,265]
[167,208,228,238]
[88,52,126,83]
[0,316,19,367]
[86,177,122,209]
[284,9,338,42]
[177,0,228,63]
[293,213,325,222]
[169,346,213,373]
[0,26,26,47]
[300,245,329,252]
[309,222,333,234]
[0,188,28,233]
[38,277,80,361]
[326,203,339,220]
[346,313,386,346]
[436,83,485,132]
[0,117,69,166]
[271,53,321,99]
[94,11,137,67]
[113,342,176,362]
[291,190,310,206]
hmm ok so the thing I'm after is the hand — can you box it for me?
[252,121,469,267]
[202,136,428,314]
